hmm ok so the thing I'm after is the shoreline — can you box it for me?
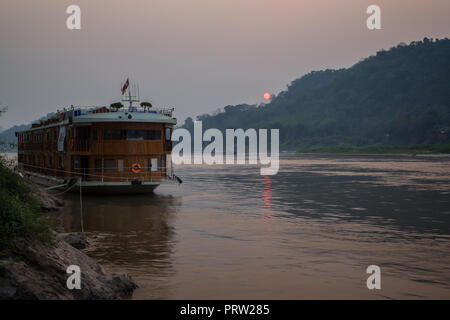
[295,152,450,158]
[0,178,138,300]
[296,144,450,156]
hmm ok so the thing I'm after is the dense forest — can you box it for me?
[182,38,450,150]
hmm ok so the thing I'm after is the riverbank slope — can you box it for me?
[0,159,137,299]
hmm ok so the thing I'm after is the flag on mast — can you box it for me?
[121,78,129,95]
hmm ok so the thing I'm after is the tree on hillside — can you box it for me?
[182,38,450,149]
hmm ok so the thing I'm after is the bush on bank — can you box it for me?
[0,156,52,256]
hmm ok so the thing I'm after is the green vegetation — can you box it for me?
[0,103,51,257]
[110,102,124,110]
[181,38,450,151]
[297,144,450,154]
[0,155,52,256]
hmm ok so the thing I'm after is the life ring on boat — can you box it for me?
[131,163,141,173]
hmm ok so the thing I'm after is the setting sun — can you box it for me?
[263,92,271,100]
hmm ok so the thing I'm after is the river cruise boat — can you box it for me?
[15,84,178,194]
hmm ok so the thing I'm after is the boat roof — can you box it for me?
[16,108,177,133]
[74,110,177,125]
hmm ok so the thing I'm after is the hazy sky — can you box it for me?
[1,0,450,129]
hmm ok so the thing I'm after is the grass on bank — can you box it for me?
[297,144,450,154]
[0,156,52,256]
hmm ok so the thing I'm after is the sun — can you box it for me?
[263,92,271,100]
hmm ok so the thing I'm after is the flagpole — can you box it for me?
[128,82,132,111]
[121,78,137,111]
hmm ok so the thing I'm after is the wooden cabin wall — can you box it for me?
[86,122,162,181]
[17,121,173,182]
[71,122,171,181]
[17,125,67,178]
[18,122,172,181]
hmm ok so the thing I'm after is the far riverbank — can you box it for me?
[297,144,450,155]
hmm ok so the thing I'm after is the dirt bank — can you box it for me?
[0,181,138,300]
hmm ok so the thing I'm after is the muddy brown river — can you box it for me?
[57,154,450,299]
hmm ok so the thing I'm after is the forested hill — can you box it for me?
[182,38,450,150]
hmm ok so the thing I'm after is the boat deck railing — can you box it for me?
[18,163,177,183]
[68,105,175,118]
[25,105,175,130]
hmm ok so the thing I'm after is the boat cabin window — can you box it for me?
[145,158,152,170]
[151,158,158,171]
[125,130,161,141]
[117,159,124,172]
[104,159,115,172]
[103,129,161,140]
[160,155,166,170]
[103,130,123,140]
[125,130,144,140]
[146,130,161,140]
[94,158,102,171]
[75,126,91,139]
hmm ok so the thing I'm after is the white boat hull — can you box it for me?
[21,170,165,195]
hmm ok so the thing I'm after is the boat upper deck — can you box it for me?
[18,106,177,133]
[74,108,177,125]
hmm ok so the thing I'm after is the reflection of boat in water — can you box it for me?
[15,81,180,194]
[60,192,180,233]
[59,192,179,289]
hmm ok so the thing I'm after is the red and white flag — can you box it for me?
[121,78,129,95]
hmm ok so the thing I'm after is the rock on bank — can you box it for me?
[0,234,137,300]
